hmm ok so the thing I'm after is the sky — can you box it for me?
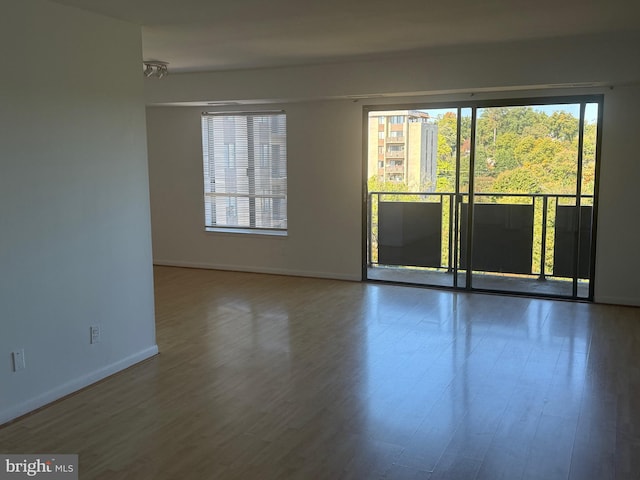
[533,103,598,123]
[410,103,599,124]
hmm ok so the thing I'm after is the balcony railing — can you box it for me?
[385,150,405,158]
[368,191,594,283]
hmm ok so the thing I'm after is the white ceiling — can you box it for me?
[52,0,640,73]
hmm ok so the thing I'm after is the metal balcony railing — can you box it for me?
[368,191,594,284]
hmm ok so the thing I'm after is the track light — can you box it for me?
[142,61,169,79]
[156,64,168,79]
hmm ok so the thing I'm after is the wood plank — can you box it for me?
[0,266,639,479]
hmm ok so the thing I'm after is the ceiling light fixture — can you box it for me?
[156,64,168,79]
[142,61,169,79]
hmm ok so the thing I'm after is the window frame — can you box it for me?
[201,110,288,236]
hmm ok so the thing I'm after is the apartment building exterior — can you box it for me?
[368,110,438,191]
[202,113,287,230]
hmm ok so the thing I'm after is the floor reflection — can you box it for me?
[362,284,594,475]
[2,267,637,479]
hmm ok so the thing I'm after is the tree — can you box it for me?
[548,111,579,142]
[493,132,521,173]
[493,167,542,194]
[437,112,458,155]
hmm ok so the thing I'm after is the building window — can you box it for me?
[390,115,405,124]
[259,143,270,167]
[226,197,238,224]
[201,112,287,233]
[224,143,236,168]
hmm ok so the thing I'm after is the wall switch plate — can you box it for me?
[90,325,101,344]
[12,350,25,372]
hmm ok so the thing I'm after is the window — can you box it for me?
[224,143,236,168]
[226,197,238,224]
[202,112,287,232]
[259,144,270,167]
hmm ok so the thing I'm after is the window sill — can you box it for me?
[204,227,288,237]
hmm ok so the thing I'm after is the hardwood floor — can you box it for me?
[1,266,640,479]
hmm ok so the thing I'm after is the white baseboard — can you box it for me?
[0,345,158,426]
[155,262,640,306]
[594,295,640,307]
[153,259,362,282]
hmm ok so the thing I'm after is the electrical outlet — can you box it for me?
[12,350,25,372]
[90,325,101,344]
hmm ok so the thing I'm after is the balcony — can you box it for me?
[386,136,405,143]
[385,174,405,182]
[385,150,405,158]
[367,191,594,298]
[384,165,404,174]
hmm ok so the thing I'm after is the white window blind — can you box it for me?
[202,112,287,232]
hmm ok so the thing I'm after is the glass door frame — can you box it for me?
[362,94,604,301]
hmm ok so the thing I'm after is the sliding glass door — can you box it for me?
[365,96,601,300]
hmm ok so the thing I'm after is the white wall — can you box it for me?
[147,102,363,280]
[0,1,157,424]
[595,85,640,305]
[146,32,640,305]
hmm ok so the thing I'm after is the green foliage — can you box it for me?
[437,133,452,160]
[493,132,521,173]
[368,175,422,201]
[493,168,542,194]
[432,105,596,196]
[437,112,459,154]
[368,105,598,274]
[548,111,579,142]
